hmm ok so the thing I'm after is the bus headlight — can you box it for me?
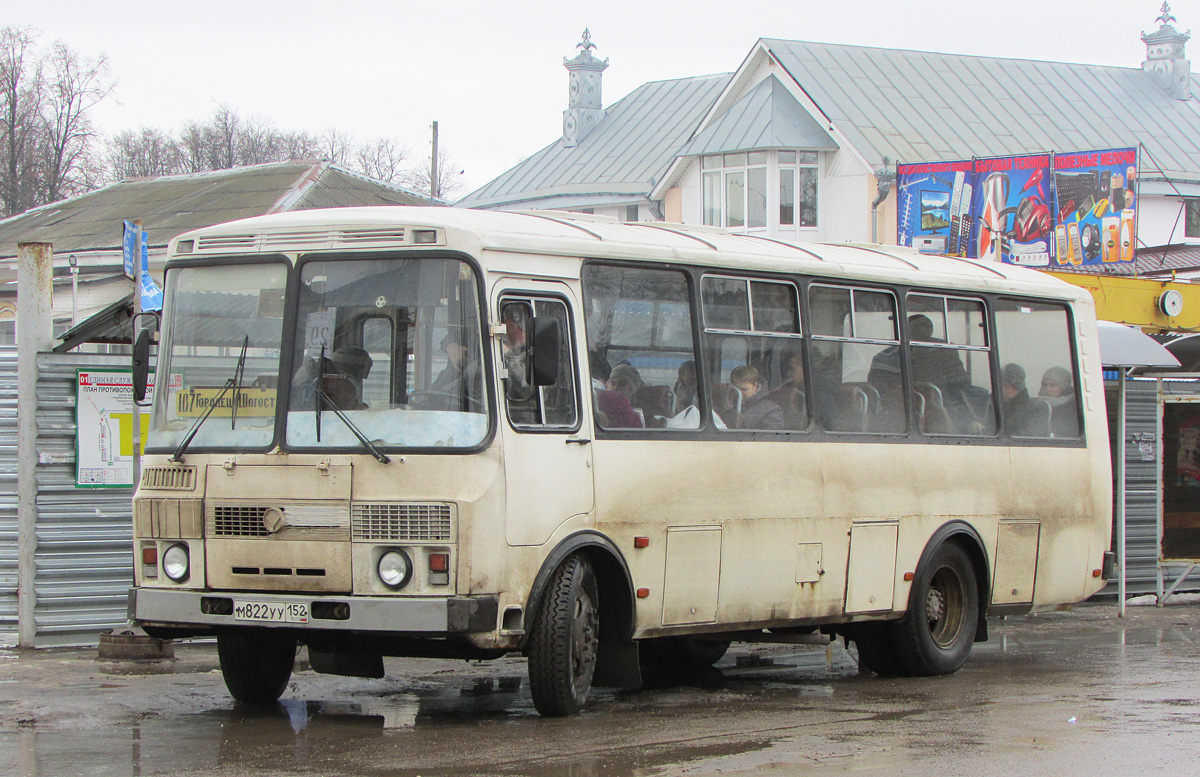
[162,543,190,582]
[377,549,413,590]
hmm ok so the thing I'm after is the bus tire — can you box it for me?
[217,632,296,704]
[527,555,600,716]
[892,542,979,676]
[853,623,907,677]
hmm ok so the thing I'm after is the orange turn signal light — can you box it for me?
[636,588,650,599]
[1092,568,1102,578]
[903,572,915,581]
[429,553,449,572]
[142,546,158,565]
[634,537,650,549]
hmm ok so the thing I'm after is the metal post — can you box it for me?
[1117,366,1127,617]
[17,242,54,648]
[431,121,439,202]
[69,254,78,326]
[132,222,142,492]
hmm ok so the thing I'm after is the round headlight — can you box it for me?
[163,543,190,582]
[377,549,412,589]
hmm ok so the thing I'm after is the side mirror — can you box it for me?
[530,317,560,386]
[132,328,151,404]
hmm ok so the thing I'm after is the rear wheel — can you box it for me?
[892,542,979,676]
[217,631,296,704]
[527,555,600,716]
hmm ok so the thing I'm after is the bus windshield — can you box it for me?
[147,262,288,452]
[285,256,487,450]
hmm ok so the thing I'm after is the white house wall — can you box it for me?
[1137,195,1198,248]
[679,161,703,225]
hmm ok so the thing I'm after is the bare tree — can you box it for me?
[355,136,409,185]
[40,40,113,202]
[0,26,43,216]
[106,127,183,179]
[405,146,465,200]
[318,127,353,165]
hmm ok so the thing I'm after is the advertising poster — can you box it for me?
[75,370,152,488]
[895,160,974,256]
[1051,147,1138,268]
[896,146,1138,267]
[968,153,1055,266]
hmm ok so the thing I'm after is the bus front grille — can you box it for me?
[212,506,270,536]
[352,503,454,542]
[141,466,197,491]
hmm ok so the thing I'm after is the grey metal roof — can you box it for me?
[681,76,837,156]
[457,73,732,209]
[762,39,1200,181]
[0,161,429,258]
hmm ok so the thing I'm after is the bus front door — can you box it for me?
[496,288,594,547]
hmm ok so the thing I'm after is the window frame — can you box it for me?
[499,293,582,434]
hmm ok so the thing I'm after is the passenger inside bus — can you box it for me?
[730,365,784,430]
[673,360,698,411]
[591,356,644,429]
[420,330,482,411]
[327,346,373,409]
[1039,365,1079,437]
[1001,362,1050,437]
[768,349,809,430]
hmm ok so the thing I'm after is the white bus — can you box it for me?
[130,207,1113,716]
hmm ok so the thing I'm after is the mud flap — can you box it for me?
[308,648,385,679]
[592,637,641,689]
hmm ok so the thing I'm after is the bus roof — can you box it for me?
[167,206,1089,303]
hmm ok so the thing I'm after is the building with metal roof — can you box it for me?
[460,12,1200,258]
[0,160,432,345]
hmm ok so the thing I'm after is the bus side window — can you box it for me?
[501,297,579,429]
[811,284,904,434]
[995,300,1080,439]
[582,264,700,431]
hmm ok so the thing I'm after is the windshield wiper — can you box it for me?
[314,385,391,463]
[230,335,249,430]
[171,335,250,463]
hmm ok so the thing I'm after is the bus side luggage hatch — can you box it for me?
[308,648,385,679]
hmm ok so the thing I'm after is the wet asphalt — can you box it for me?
[1,600,1198,776]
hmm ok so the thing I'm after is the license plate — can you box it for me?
[232,600,309,624]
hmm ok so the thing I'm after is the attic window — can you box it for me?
[1187,199,1200,239]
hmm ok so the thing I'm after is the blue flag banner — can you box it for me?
[140,229,163,312]
[122,220,138,279]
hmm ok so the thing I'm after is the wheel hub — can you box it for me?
[926,587,946,624]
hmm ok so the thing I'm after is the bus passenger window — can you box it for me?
[583,264,699,430]
[701,275,805,432]
[995,301,1080,439]
[810,285,904,433]
[905,295,997,435]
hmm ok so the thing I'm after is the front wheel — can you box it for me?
[527,555,600,716]
[892,542,979,676]
[217,632,297,704]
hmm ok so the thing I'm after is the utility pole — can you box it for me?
[431,121,439,202]
[132,221,142,493]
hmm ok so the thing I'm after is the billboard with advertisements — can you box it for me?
[897,147,1138,267]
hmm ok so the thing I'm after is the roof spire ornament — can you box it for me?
[578,28,597,53]
[1157,2,1177,27]
[562,29,609,147]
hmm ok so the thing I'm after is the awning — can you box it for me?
[1098,320,1180,368]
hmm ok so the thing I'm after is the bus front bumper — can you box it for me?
[130,588,499,634]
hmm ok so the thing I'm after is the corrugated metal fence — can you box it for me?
[33,352,140,647]
[0,350,141,647]
[0,347,17,640]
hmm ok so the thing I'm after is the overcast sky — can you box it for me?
[8,1,1181,196]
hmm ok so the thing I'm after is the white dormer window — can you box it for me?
[701,150,818,234]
